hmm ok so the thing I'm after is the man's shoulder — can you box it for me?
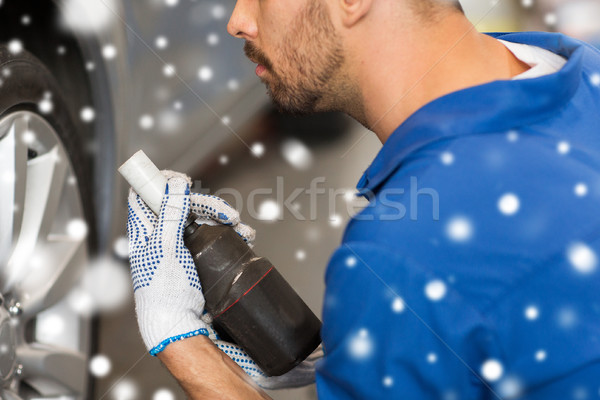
[343,129,600,307]
[348,129,600,240]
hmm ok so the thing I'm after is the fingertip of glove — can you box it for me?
[161,169,193,186]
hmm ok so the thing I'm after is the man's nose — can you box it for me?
[227,0,258,40]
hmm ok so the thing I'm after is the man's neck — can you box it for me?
[350,13,531,143]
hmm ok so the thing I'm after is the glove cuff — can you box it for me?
[135,295,209,356]
[149,327,210,356]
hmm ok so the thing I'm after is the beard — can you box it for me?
[244,0,345,115]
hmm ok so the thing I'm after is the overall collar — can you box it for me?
[357,32,584,195]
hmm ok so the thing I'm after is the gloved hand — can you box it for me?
[188,192,256,247]
[127,170,322,389]
[127,171,209,355]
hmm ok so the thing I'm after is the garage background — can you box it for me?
[2,0,598,399]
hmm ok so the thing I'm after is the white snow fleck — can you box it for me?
[281,138,313,170]
[573,387,589,400]
[348,329,374,360]
[446,216,473,243]
[344,190,356,202]
[61,0,116,34]
[591,73,600,87]
[38,98,53,114]
[37,313,65,338]
[211,4,226,19]
[498,193,520,216]
[57,45,67,55]
[391,297,405,313]
[163,64,176,77]
[507,130,519,142]
[221,116,231,125]
[324,293,337,310]
[295,249,306,261]
[524,305,539,320]
[427,352,438,363]
[440,151,454,165]
[567,242,597,274]
[498,376,523,398]
[574,183,588,197]
[102,44,117,60]
[544,12,557,26]
[521,0,534,8]
[155,36,169,49]
[198,66,213,81]
[382,376,393,388]
[481,359,504,382]
[80,106,95,123]
[158,110,181,133]
[113,379,138,400]
[86,61,95,71]
[257,199,281,221]
[89,354,112,377]
[329,214,342,228]
[535,349,547,362]
[139,114,154,130]
[173,101,183,110]
[153,388,175,400]
[251,142,265,158]
[113,236,129,259]
[21,15,31,25]
[557,141,570,154]
[207,33,219,46]
[22,130,36,144]
[443,391,459,400]
[67,287,95,316]
[306,226,321,242]
[164,0,178,6]
[218,154,229,165]
[8,39,23,54]
[81,257,131,312]
[67,219,88,239]
[345,256,357,268]
[557,307,578,329]
[425,279,447,301]
[227,79,240,91]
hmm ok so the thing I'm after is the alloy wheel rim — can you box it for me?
[0,111,90,399]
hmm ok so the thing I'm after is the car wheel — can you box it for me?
[0,46,93,399]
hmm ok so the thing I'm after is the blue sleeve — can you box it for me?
[315,242,500,400]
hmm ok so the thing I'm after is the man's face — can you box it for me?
[230,0,345,115]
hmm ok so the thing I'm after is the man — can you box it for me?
[126,0,600,398]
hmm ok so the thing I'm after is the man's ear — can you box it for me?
[338,0,374,27]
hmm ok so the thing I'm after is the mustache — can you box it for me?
[243,41,273,71]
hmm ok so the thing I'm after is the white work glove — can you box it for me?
[127,170,322,389]
[188,193,256,247]
[127,171,209,355]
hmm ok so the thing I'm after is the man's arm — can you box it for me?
[158,334,273,400]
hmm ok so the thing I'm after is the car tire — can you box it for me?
[0,45,95,399]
